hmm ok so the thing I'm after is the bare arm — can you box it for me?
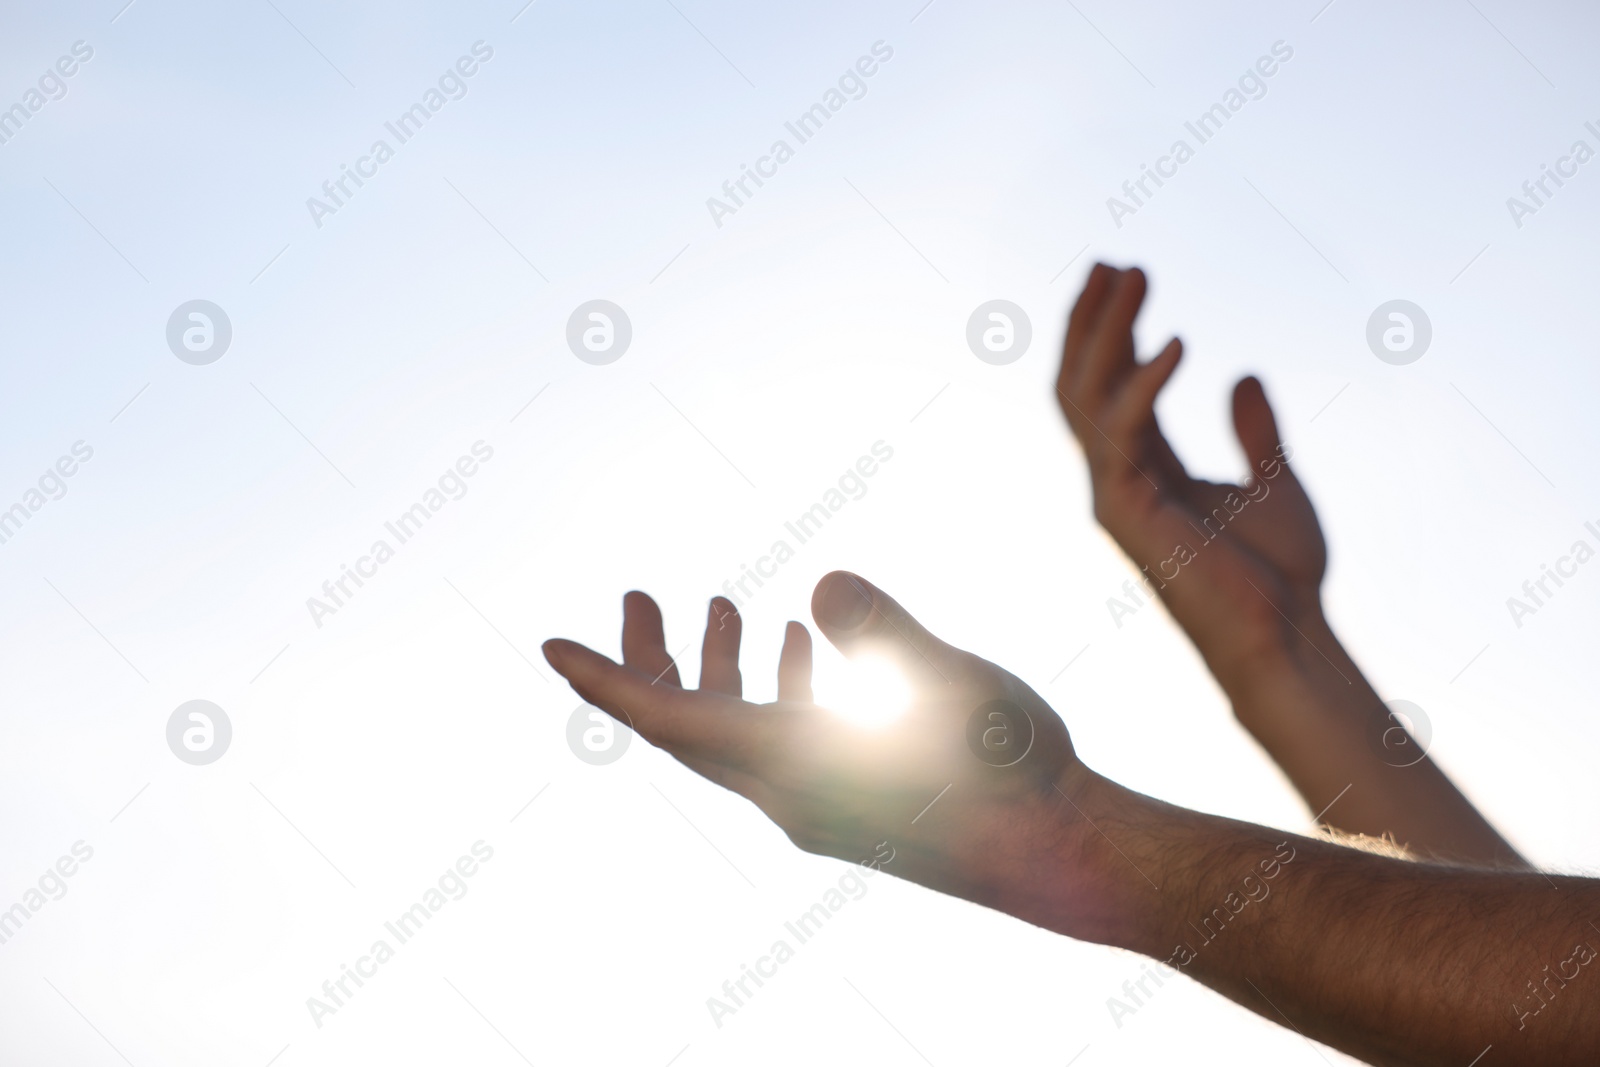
[1061,775,1595,1066]
[542,573,1593,1065]
[1055,263,1520,866]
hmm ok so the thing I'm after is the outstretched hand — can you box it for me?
[1057,264,1327,686]
[1056,264,1524,868]
[542,572,1121,939]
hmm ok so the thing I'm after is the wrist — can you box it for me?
[1203,586,1325,690]
[1041,775,1313,962]
[1216,603,1367,736]
[991,764,1171,949]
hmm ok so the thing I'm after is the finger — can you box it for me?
[810,571,981,690]
[1232,376,1291,479]
[1075,267,1147,406]
[1104,337,1182,443]
[698,596,743,696]
[777,621,814,703]
[544,638,769,769]
[621,590,682,688]
[1059,262,1115,398]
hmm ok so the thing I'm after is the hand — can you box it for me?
[540,578,1587,1067]
[542,573,1124,941]
[1057,264,1326,686]
[1058,265,1522,868]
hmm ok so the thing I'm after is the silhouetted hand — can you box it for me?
[540,574,1581,1067]
[542,573,1121,936]
[1057,264,1327,685]
[1057,264,1521,868]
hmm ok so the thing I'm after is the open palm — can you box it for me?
[1057,265,1328,677]
[542,573,1107,932]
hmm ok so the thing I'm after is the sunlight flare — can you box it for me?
[822,655,912,729]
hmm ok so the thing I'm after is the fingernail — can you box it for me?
[819,573,874,629]
[542,640,567,669]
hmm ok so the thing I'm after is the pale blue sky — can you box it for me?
[2,2,1597,1064]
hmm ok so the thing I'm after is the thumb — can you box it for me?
[810,571,976,689]
[1232,375,1290,480]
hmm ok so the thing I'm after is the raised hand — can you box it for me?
[1057,263,1326,687]
[1058,263,1521,867]
[542,573,1123,937]
[541,573,1589,1066]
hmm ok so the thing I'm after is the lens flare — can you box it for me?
[821,655,912,729]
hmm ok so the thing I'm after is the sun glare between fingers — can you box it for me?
[818,655,912,729]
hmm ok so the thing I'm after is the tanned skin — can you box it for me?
[1055,263,1522,868]
[541,266,1593,1065]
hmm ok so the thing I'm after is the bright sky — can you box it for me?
[2,1,1598,1064]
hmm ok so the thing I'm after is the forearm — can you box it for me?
[1047,774,1598,1066]
[1220,608,1523,867]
